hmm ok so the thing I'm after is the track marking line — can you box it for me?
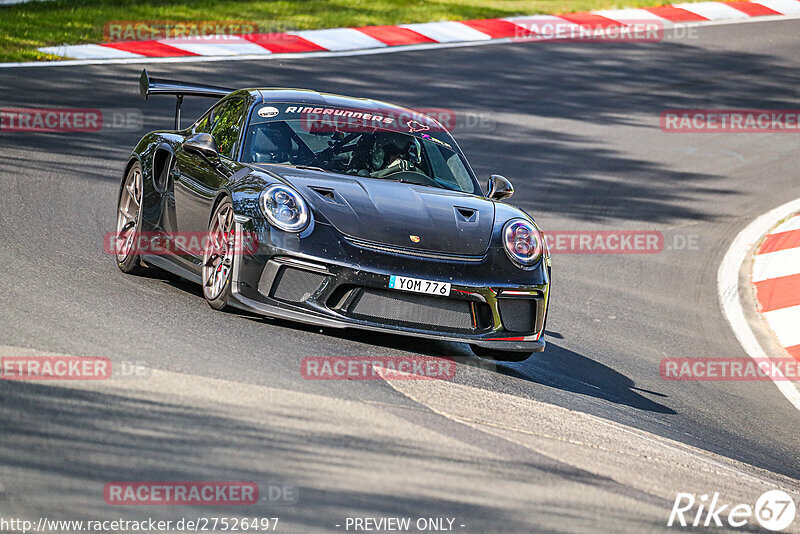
[718,197,800,412]
[355,25,436,46]
[751,211,800,355]
[155,37,273,56]
[772,214,800,234]
[287,28,388,51]
[755,272,800,312]
[37,43,144,60]
[762,305,800,347]
[753,247,800,281]
[754,0,800,14]
[399,21,494,43]
[592,8,674,24]
[758,228,800,254]
[103,40,199,57]
[673,1,753,19]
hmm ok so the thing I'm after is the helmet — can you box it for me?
[370,131,411,170]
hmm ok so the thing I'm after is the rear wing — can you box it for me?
[139,69,234,129]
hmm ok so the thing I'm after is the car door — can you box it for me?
[173,97,247,255]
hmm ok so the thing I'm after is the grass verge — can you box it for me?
[2,0,702,62]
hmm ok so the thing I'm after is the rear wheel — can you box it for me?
[115,162,146,274]
[470,344,533,362]
[202,199,236,310]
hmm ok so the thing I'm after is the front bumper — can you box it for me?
[229,218,550,352]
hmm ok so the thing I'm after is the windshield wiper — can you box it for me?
[259,162,330,173]
[377,173,445,189]
[294,165,327,172]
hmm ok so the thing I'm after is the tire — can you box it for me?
[202,198,236,311]
[470,344,534,362]
[115,162,147,274]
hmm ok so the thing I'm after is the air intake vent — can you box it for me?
[310,187,337,202]
[455,207,477,223]
[269,267,327,303]
[498,296,545,333]
[347,289,474,332]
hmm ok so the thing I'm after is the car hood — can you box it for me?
[262,167,495,256]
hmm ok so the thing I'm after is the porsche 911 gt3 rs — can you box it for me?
[115,70,551,361]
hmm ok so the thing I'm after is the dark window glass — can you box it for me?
[209,98,246,159]
[193,98,247,159]
[242,119,477,194]
[193,111,212,134]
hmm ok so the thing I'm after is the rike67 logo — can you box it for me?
[668,490,797,531]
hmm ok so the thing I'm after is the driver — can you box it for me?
[267,124,294,164]
[369,132,419,178]
[249,123,294,164]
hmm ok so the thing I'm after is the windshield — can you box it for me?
[242,108,478,195]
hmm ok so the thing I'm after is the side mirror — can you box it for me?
[184,133,220,162]
[487,174,514,201]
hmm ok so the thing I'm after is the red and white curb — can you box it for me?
[719,198,800,413]
[37,0,800,61]
[753,213,800,361]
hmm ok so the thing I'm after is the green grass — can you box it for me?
[2,0,686,62]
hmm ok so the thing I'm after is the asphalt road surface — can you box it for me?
[2,20,800,533]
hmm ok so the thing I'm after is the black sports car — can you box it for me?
[115,70,551,361]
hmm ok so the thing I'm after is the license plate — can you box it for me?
[388,275,451,297]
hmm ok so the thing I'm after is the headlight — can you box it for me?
[503,218,542,267]
[260,184,310,232]
[542,231,551,259]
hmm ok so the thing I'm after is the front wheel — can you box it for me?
[202,199,236,310]
[470,344,533,362]
[115,162,146,274]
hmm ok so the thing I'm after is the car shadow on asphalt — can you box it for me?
[137,265,474,356]
[132,266,674,413]
[489,342,677,415]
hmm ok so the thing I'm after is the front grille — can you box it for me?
[344,236,484,263]
[268,267,327,303]
[498,297,542,333]
[347,289,474,332]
